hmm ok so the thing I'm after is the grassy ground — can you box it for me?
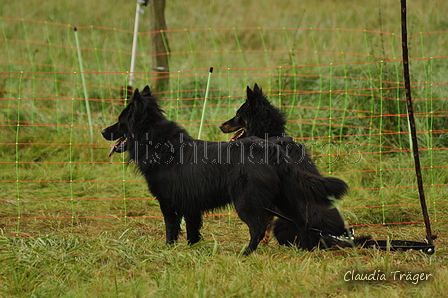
[1,0,448,297]
[1,227,447,297]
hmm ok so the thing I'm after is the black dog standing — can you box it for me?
[102,86,354,255]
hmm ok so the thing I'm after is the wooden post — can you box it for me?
[149,0,170,90]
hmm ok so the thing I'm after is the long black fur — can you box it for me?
[102,86,352,255]
[220,84,351,250]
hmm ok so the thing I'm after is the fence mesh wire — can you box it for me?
[1,18,447,236]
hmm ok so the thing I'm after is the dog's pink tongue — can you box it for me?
[108,138,122,157]
[229,130,243,141]
[108,143,116,157]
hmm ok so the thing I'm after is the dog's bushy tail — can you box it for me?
[274,168,351,250]
[322,176,349,200]
[293,172,349,205]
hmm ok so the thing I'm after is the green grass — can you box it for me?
[1,228,447,297]
[1,0,448,296]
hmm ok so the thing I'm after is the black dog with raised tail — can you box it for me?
[220,84,354,250]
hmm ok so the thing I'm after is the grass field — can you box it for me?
[1,0,448,297]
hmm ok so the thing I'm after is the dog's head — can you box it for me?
[102,85,163,157]
[219,84,263,140]
[220,83,285,140]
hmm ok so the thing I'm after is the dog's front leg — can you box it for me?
[184,213,203,245]
[157,198,181,244]
[163,215,181,244]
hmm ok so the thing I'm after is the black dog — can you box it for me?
[220,84,353,250]
[102,86,353,255]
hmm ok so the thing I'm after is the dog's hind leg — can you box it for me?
[158,198,182,244]
[184,212,203,245]
[229,167,279,255]
[233,200,266,255]
[242,218,266,256]
[260,215,274,244]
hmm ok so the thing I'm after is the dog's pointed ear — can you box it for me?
[132,88,143,102]
[253,83,263,95]
[246,85,255,104]
[246,85,253,95]
[141,85,151,96]
[132,88,141,101]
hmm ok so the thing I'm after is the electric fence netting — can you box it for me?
[0,15,447,247]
